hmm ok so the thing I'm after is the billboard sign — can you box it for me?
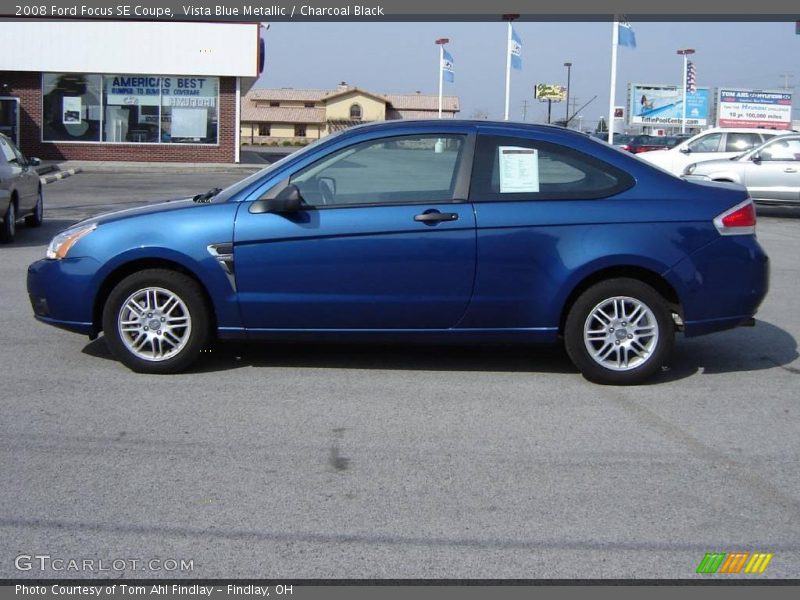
[629,83,710,126]
[614,106,625,120]
[535,84,566,102]
[717,89,792,129]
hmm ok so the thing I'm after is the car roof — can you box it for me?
[342,119,585,135]
[697,127,791,134]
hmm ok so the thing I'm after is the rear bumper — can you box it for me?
[665,235,769,337]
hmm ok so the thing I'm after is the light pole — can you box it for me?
[564,62,572,124]
[676,48,695,134]
[435,38,449,119]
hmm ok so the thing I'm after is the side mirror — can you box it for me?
[679,147,692,154]
[751,153,762,164]
[250,184,304,214]
[28,157,41,167]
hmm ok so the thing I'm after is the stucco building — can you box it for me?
[240,83,460,145]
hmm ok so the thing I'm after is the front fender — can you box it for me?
[72,202,241,330]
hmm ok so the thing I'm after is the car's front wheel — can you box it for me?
[1,201,15,243]
[564,278,674,385]
[102,269,210,374]
[25,189,43,227]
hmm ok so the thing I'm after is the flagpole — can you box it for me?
[607,18,619,143]
[504,22,512,120]
[438,44,444,119]
[677,48,695,134]
[435,37,449,119]
[681,53,687,133]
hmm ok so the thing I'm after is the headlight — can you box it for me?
[46,224,97,260]
[685,163,697,175]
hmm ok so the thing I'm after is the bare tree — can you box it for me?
[470,108,489,120]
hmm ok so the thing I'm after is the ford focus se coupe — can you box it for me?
[28,121,769,384]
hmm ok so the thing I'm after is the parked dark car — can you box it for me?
[0,133,43,242]
[617,134,673,154]
[28,121,769,384]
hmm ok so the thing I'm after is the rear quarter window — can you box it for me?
[470,134,635,201]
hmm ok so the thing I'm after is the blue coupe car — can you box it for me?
[28,121,769,384]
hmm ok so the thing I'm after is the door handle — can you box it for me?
[784,168,797,173]
[414,210,459,224]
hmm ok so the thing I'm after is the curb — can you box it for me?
[40,167,82,185]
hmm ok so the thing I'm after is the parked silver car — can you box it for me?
[683,134,800,205]
[0,133,43,242]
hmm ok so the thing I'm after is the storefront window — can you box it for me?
[42,74,102,142]
[42,73,219,145]
[103,75,162,143]
[160,77,218,144]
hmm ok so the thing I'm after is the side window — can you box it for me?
[9,141,26,165]
[725,133,761,152]
[0,137,16,164]
[288,134,466,207]
[688,133,723,153]
[470,134,633,201]
[759,138,800,161]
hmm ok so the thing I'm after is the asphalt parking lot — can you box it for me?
[2,170,799,579]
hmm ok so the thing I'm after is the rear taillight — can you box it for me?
[714,199,756,236]
[621,145,631,152]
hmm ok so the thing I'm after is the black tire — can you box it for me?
[564,278,674,385]
[1,200,15,243]
[102,269,210,374]
[25,189,44,227]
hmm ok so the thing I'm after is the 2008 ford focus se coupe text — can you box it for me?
[27,121,769,384]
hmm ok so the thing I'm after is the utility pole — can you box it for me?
[779,73,794,92]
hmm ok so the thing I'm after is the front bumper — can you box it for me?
[27,256,102,335]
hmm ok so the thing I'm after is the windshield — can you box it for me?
[212,130,348,203]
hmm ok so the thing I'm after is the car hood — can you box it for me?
[74,197,198,228]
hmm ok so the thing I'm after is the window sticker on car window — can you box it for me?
[498,146,539,193]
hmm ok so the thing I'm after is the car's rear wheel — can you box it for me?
[564,278,674,385]
[25,189,43,227]
[1,201,16,243]
[102,269,210,374]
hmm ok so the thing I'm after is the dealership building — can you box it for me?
[0,21,262,163]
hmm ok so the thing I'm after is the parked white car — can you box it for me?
[638,127,784,176]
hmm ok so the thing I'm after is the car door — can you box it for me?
[233,132,477,330]
[676,131,724,173]
[743,137,800,203]
[0,136,36,213]
[9,140,39,212]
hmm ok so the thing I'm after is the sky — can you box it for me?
[253,21,799,128]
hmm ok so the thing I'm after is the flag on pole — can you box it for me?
[509,26,522,70]
[442,49,455,83]
[686,61,697,93]
[618,20,636,48]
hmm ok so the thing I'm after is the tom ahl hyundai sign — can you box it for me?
[717,88,793,129]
